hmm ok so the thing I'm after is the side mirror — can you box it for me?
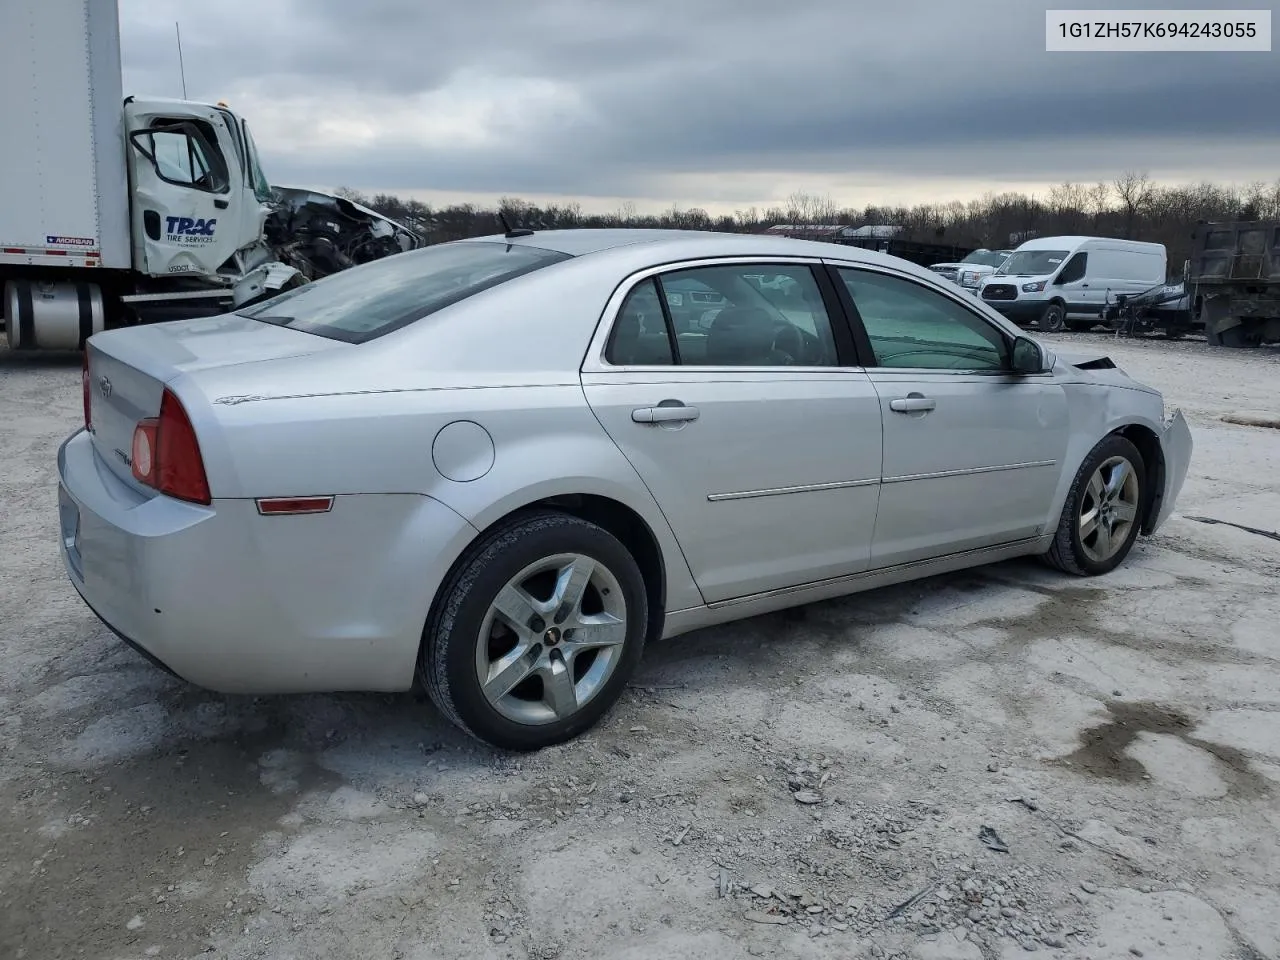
[1010,336,1047,375]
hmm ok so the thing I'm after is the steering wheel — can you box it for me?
[771,324,806,364]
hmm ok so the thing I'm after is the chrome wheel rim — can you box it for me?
[475,553,628,726]
[1079,455,1140,563]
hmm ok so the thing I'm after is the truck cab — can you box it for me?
[124,98,289,309]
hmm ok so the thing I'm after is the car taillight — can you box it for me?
[130,389,211,505]
[82,353,92,430]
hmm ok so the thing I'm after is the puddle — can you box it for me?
[1057,700,1271,798]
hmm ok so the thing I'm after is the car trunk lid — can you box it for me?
[84,314,346,492]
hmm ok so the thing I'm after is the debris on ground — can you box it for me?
[978,825,1010,853]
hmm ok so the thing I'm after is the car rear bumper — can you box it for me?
[57,429,478,694]
[1151,408,1193,533]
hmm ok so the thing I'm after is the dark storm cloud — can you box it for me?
[119,0,1279,200]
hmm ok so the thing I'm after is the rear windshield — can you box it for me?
[238,240,572,343]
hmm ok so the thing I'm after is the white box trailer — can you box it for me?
[0,0,129,347]
[0,0,131,272]
[0,0,302,352]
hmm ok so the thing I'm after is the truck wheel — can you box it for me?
[1206,324,1255,348]
[1039,302,1067,332]
[1043,435,1147,577]
[420,511,648,751]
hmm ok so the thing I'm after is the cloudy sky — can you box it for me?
[118,0,1279,214]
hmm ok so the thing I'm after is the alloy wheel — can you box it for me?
[475,553,629,725]
[1078,455,1140,563]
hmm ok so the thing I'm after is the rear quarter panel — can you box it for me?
[191,381,705,618]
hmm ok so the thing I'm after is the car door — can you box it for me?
[830,263,1071,569]
[581,259,883,604]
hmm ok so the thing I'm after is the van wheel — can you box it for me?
[1039,302,1067,332]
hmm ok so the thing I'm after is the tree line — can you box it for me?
[335,171,1280,270]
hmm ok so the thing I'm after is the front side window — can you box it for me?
[659,264,839,366]
[1057,252,1087,284]
[132,124,229,194]
[239,240,571,343]
[839,268,1008,371]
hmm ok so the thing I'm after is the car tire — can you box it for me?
[1039,302,1067,332]
[420,510,648,751]
[1043,434,1147,577]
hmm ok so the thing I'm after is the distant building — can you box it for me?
[762,223,905,241]
[761,224,848,240]
[841,225,904,239]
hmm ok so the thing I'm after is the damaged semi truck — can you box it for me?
[0,0,417,353]
[1187,219,1280,348]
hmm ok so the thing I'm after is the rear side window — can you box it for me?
[604,263,840,367]
[606,279,676,365]
[239,241,572,343]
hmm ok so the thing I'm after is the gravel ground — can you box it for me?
[1,333,1278,960]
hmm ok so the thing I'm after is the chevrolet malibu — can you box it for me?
[58,229,1192,750]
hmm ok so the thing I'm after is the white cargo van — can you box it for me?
[977,236,1167,331]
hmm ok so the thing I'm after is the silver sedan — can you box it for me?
[58,229,1192,750]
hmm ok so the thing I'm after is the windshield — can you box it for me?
[961,250,1009,267]
[240,121,274,204]
[997,250,1069,276]
[238,240,572,343]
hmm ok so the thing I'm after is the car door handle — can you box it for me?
[889,396,937,413]
[214,198,229,209]
[632,404,700,423]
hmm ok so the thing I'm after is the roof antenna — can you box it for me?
[175,22,188,99]
[497,210,534,239]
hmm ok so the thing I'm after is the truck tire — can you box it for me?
[1039,301,1067,332]
[1205,323,1254,348]
[1201,299,1257,348]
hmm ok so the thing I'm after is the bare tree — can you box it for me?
[1049,182,1088,234]
[785,190,837,225]
[1083,181,1110,231]
[1113,171,1155,238]
[350,170,1265,272]
[613,200,637,226]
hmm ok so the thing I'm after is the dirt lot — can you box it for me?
[2,334,1278,960]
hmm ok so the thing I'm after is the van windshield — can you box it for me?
[996,250,1069,276]
[239,240,571,343]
